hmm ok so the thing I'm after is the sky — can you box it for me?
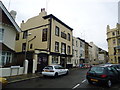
[1,0,120,51]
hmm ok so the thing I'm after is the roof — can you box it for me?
[43,14,73,31]
[0,1,21,32]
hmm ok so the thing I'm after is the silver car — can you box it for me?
[42,65,69,77]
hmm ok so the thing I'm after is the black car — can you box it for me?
[86,64,120,87]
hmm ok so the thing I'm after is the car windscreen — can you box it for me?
[90,67,105,74]
[44,66,53,70]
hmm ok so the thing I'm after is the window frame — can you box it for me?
[55,26,59,36]
[0,28,4,42]
[42,28,48,41]
[55,41,59,52]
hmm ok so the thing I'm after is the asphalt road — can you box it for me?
[4,68,120,89]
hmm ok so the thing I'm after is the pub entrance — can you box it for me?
[37,54,48,72]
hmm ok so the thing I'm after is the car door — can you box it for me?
[54,66,63,75]
[108,67,119,81]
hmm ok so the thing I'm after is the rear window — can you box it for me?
[44,66,53,69]
[90,67,105,73]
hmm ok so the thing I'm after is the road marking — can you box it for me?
[82,79,86,83]
[72,84,80,89]
[72,79,86,89]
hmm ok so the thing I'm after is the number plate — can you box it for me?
[91,79,98,82]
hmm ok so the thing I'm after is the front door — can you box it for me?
[37,54,48,72]
[60,57,65,67]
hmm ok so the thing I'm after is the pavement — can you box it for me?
[5,72,43,84]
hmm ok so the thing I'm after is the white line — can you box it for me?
[72,84,80,89]
[81,79,86,83]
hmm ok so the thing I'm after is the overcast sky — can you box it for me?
[1,0,120,51]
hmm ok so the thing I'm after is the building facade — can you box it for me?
[89,42,99,64]
[107,23,120,64]
[15,8,73,73]
[0,1,21,67]
[72,37,86,67]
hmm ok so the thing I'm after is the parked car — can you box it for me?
[42,65,69,77]
[0,77,8,88]
[86,64,120,87]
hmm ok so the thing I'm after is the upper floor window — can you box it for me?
[112,32,115,36]
[61,43,66,54]
[118,38,120,44]
[42,28,48,41]
[72,38,74,46]
[0,28,4,42]
[61,32,66,39]
[30,44,33,49]
[76,41,78,47]
[16,33,19,40]
[113,39,116,44]
[68,33,70,41]
[80,42,82,47]
[55,26,59,36]
[22,43,26,52]
[68,45,71,55]
[23,31,28,39]
[55,41,59,52]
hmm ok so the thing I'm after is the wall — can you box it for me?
[0,67,24,77]
[1,24,16,51]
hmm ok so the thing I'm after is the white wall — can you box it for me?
[0,67,24,77]
[1,24,16,51]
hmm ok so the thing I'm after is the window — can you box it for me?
[68,46,71,55]
[30,44,33,49]
[42,28,47,41]
[61,32,66,39]
[23,31,28,39]
[16,33,19,40]
[76,41,78,47]
[61,43,66,54]
[112,32,115,36]
[0,51,13,66]
[55,26,59,36]
[113,39,116,44]
[0,28,4,42]
[76,50,78,57]
[55,41,59,52]
[68,33,70,41]
[22,43,26,51]
[118,38,120,44]
[67,57,71,63]
[80,42,82,47]
[72,38,74,46]
[52,56,58,64]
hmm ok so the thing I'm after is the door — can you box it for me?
[37,54,48,72]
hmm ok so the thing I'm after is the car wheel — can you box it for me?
[106,80,112,88]
[66,71,69,75]
[54,73,58,77]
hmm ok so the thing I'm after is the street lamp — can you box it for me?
[24,32,31,60]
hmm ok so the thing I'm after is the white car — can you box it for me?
[42,65,69,77]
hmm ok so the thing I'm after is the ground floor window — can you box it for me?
[0,51,13,67]
[52,56,58,64]
[67,57,71,63]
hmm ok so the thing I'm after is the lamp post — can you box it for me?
[24,32,31,61]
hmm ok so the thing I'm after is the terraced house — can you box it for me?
[15,8,73,73]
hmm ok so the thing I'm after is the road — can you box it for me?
[4,68,120,89]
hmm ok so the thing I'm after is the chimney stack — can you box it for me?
[10,10,17,20]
